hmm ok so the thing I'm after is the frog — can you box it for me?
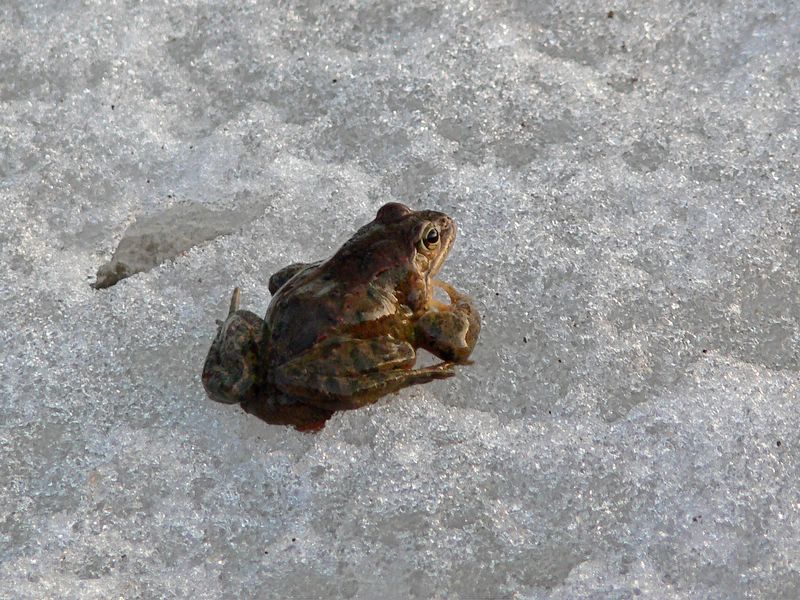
[201,202,480,430]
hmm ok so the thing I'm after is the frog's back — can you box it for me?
[265,263,410,364]
[265,266,337,359]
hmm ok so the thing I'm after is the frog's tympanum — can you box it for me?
[202,202,480,430]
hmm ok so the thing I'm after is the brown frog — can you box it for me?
[201,202,480,430]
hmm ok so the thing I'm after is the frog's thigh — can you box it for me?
[298,336,418,376]
[274,337,453,410]
[202,309,263,404]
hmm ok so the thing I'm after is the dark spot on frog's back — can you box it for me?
[270,294,337,356]
[351,342,376,371]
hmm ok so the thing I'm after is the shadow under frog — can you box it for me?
[201,202,480,431]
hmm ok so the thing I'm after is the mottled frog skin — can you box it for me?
[202,202,480,430]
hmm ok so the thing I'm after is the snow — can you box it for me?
[1,0,798,598]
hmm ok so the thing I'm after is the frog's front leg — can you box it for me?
[202,288,263,404]
[415,280,481,363]
[273,336,455,411]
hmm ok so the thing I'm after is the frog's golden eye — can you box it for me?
[421,224,440,250]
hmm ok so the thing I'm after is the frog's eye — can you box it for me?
[422,224,440,250]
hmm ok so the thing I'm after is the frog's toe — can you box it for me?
[425,362,457,378]
[228,286,241,315]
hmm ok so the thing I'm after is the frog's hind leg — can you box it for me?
[268,261,321,294]
[273,337,455,411]
[202,287,264,405]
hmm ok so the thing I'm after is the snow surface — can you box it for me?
[1,0,799,598]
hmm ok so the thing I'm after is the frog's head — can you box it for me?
[372,202,456,312]
[331,203,456,313]
[374,202,455,279]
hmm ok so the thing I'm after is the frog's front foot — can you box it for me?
[416,280,481,363]
[202,287,264,405]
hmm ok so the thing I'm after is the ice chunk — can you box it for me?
[93,204,260,289]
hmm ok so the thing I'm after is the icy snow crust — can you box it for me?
[1,1,799,598]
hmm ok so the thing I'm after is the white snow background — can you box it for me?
[1,1,799,598]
